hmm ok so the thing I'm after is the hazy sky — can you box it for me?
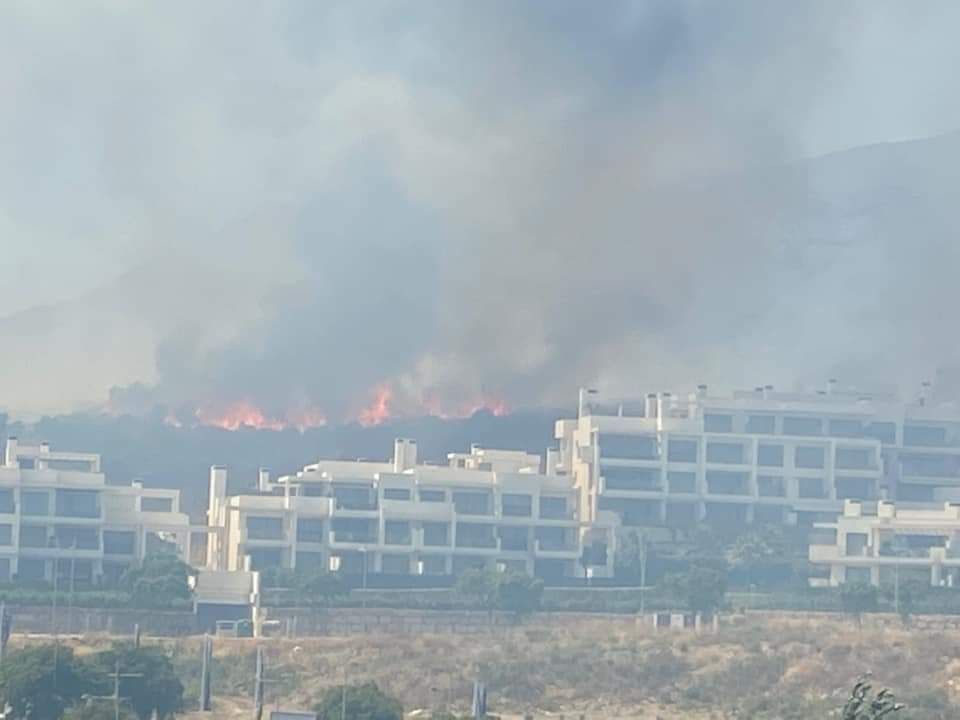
[3,1,960,419]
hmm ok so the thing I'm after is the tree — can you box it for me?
[494,571,543,616]
[314,681,403,720]
[614,529,651,583]
[0,645,94,720]
[726,525,792,588]
[299,568,347,601]
[456,568,498,611]
[456,568,543,617]
[660,562,727,615]
[90,643,184,720]
[841,677,903,718]
[120,553,195,608]
[840,582,878,625]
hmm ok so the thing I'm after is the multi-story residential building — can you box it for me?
[551,384,951,532]
[206,439,616,582]
[809,499,960,587]
[0,438,193,584]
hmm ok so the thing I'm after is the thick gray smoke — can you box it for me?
[3,2,960,421]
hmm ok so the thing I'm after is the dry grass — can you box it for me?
[14,615,960,719]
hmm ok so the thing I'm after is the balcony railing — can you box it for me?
[455,537,498,549]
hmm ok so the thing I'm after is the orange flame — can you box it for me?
[358,384,393,426]
[196,400,287,431]
[194,400,326,432]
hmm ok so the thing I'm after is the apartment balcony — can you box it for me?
[380,499,452,521]
[328,530,379,549]
[808,544,841,563]
[534,540,580,559]
[453,537,500,552]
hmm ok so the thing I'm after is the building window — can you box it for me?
[501,494,533,517]
[598,434,659,460]
[419,489,446,503]
[667,439,698,463]
[383,488,411,501]
[757,476,785,497]
[603,466,661,491]
[19,525,48,548]
[21,491,49,517]
[757,444,784,467]
[754,505,784,524]
[246,516,284,540]
[795,446,825,469]
[904,425,949,447]
[864,422,897,445]
[422,522,449,546]
[704,414,734,433]
[103,531,136,555]
[296,518,325,544]
[452,491,491,516]
[247,548,284,571]
[295,551,326,572]
[539,496,568,519]
[55,526,99,550]
[140,497,172,513]
[667,471,696,494]
[384,520,412,545]
[783,417,822,436]
[705,471,748,495]
[381,554,410,574]
[55,490,100,518]
[845,533,869,556]
[746,415,776,434]
[17,558,46,582]
[835,477,876,500]
[535,526,571,551]
[797,477,826,499]
[828,419,863,438]
[499,526,529,551]
[835,448,873,470]
[419,555,447,575]
[333,485,376,511]
[0,525,12,546]
[331,518,377,544]
[455,523,497,548]
[0,491,14,514]
[706,442,745,464]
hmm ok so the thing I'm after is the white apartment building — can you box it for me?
[809,499,960,587]
[553,385,908,532]
[0,438,193,585]
[206,439,616,582]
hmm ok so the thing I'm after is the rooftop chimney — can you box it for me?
[393,438,418,472]
[645,393,658,418]
[696,384,708,399]
[258,468,270,493]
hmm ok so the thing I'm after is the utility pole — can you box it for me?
[253,646,264,720]
[199,634,213,711]
[639,532,648,618]
[88,661,143,720]
[0,603,11,663]
[52,554,59,691]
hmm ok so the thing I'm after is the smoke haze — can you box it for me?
[3,1,960,421]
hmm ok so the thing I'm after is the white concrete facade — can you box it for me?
[553,385,913,532]
[0,438,192,585]
[207,439,616,582]
[809,499,960,587]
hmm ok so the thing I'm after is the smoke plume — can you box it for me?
[3,2,960,422]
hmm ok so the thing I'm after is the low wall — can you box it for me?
[5,605,197,636]
[263,607,639,636]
